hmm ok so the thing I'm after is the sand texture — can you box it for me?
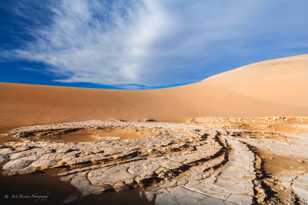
[1,54,308,132]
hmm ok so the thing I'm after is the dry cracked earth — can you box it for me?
[0,117,308,205]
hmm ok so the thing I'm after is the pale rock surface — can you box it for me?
[1,119,308,205]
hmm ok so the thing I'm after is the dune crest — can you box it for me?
[1,54,308,130]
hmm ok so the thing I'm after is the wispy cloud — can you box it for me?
[13,0,171,85]
[7,0,308,86]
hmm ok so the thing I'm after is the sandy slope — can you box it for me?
[0,54,308,131]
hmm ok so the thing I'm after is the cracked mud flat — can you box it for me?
[1,118,308,205]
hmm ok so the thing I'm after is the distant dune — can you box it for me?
[1,54,308,131]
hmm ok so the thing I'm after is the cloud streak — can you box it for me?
[14,0,171,85]
[7,0,308,87]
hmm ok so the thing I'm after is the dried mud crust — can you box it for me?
[1,119,308,205]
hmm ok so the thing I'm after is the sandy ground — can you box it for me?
[1,54,308,132]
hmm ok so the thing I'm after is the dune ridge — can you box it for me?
[1,54,308,131]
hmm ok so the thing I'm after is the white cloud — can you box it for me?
[14,0,171,85]
[10,0,308,86]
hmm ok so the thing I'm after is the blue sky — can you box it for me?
[1,0,308,89]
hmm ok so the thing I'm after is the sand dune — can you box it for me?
[1,54,308,205]
[1,54,308,131]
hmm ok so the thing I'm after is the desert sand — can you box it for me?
[1,54,308,205]
[1,54,308,132]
